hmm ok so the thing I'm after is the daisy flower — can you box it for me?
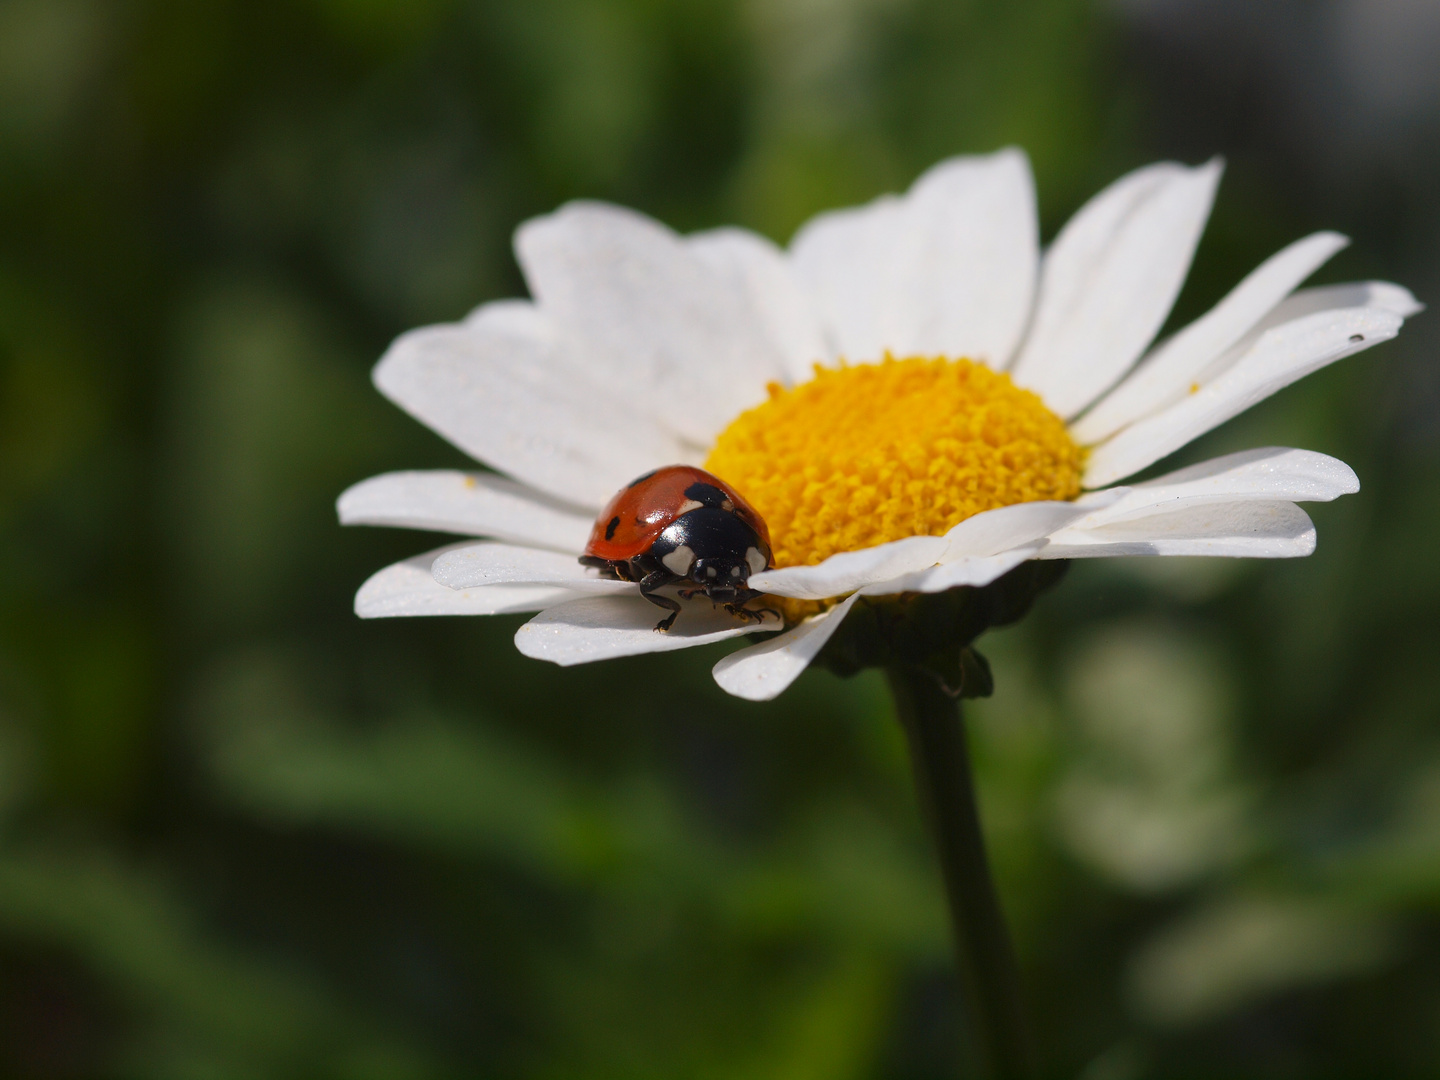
[339,149,1419,701]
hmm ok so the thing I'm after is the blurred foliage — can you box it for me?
[0,0,1437,1076]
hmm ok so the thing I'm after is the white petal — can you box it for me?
[515,201,789,445]
[1072,232,1350,444]
[1076,447,1357,529]
[852,499,1097,594]
[337,470,594,552]
[373,301,683,507]
[1251,280,1423,323]
[860,544,1044,596]
[1084,305,1402,487]
[789,148,1038,368]
[1127,446,1358,497]
[431,541,632,594]
[788,193,901,362]
[1182,280,1423,393]
[1040,500,1315,559]
[711,594,862,701]
[515,593,782,666]
[749,535,948,601]
[940,499,1100,559]
[1010,159,1223,417]
[355,545,582,618]
[748,500,1097,602]
[687,227,827,387]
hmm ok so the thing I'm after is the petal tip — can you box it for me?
[1393,289,1425,318]
[429,549,467,589]
[711,654,786,702]
[512,622,562,665]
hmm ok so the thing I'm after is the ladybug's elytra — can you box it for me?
[580,465,774,631]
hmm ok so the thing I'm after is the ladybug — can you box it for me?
[580,465,775,631]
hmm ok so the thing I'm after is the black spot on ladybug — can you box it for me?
[683,481,736,510]
[1349,334,1364,343]
[605,515,620,540]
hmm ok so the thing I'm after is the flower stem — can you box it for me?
[886,665,1032,1080]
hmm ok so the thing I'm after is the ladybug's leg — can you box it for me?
[723,588,781,626]
[637,570,683,632]
[723,603,780,625]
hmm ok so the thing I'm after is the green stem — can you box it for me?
[887,665,1032,1080]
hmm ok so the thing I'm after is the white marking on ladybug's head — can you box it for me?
[705,566,717,577]
[661,545,695,576]
[720,498,734,511]
[730,566,742,577]
[677,498,704,515]
[745,547,767,575]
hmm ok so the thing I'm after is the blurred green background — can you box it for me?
[1,0,1438,1076]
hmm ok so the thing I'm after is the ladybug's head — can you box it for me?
[655,506,772,601]
[691,552,765,601]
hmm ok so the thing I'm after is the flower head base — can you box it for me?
[705,355,1084,570]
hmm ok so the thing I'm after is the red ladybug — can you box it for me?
[580,465,774,631]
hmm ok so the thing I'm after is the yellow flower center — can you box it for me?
[705,355,1084,575]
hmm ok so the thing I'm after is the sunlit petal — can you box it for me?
[1084,305,1402,487]
[1076,448,1357,529]
[338,470,594,551]
[374,300,683,506]
[790,148,1038,369]
[515,593,782,666]
[687,227,827,387]
[711,594,862,701]
[431,542,632,594]
[749,535,948,601]
[1073,232,1350,443]
[516,202,792,444]
[1040,500,1315,559]
[356,545,584,618]
[1012,159,1222,417]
